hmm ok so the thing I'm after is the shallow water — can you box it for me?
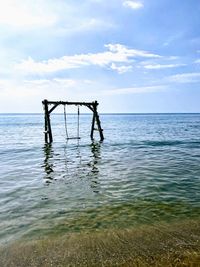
[0,113,200,244]
[1,219,199,267]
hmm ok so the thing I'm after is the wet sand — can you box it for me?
[0,219,199,267]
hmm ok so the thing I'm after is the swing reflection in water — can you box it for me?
[42,144,55,183]
[42,141,102,193]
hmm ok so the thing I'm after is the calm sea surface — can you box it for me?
[0,113,200,244]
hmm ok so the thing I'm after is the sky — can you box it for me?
[0,0,200,113]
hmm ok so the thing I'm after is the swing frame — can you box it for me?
[42,99,104,143]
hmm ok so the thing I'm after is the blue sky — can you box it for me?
[0,0,200,112]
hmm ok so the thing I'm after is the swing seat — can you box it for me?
[66,137,81,140]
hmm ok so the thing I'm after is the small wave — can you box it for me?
[107,140,200,149]
[143,140,184,147]
[138,140,200,148]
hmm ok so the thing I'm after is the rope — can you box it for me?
[64,104,80,140]
[64,105,69,139]
[77,105,80,139]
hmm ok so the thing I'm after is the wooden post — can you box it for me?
[43,99,53,143]
[43,100,48,143]
[93,101,104,141]
[44,112,48,143]
[90,112,95,140]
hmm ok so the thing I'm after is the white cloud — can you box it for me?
[0,77,111,112]
[0,0,57,28]
[167,56,180,60]
[15,44,161,74]
[56,18,115,36]
[105,44,160,58]
[102,85,166,95]
[0,78,78,98]
[0,0,115,35]
[195,59,200,63]
[0,78,78,112]
[110,63,132,74]
[144,63,186,69]
[168,72,200,83]
[24,78,77,88]
[123,0,144,9]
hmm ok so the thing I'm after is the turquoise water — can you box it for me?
[0,113,200,244]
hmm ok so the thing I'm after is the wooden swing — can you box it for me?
[42,99,104,143]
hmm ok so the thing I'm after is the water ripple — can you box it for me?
[0,114,200,243]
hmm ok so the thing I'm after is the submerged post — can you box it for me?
[91,101,104,141]
[42,99,53,144]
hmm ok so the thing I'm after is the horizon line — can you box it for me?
[1,112,200,115]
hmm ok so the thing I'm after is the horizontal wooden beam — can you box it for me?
[42,100,98,106]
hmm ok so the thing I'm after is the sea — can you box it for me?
[0,113,200,245]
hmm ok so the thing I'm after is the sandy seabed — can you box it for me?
[0,219,200,267]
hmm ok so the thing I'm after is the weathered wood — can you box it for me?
[47,117,53,143]
[42,99,104,143]
[93,101,104,141]
[48,103,59,114]
[44,117,48,143]
[95,113,104,141]
[90,113,95,139]
[43,100,48,143]
[43,99,53,143]
[46,101,95,106]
